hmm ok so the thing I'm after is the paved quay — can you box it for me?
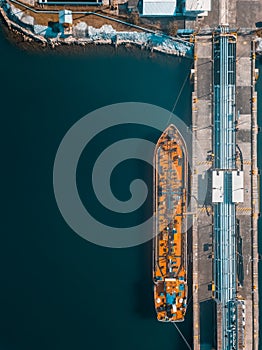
[191,34,214,350]
[189,0,261,348]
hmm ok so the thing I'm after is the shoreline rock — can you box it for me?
[0,2,193,56]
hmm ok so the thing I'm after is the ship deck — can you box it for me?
[153,124,188,322]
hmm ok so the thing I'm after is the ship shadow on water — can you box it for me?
[134,148,155,319]
[133,130,157,320]
[134,239,155,319]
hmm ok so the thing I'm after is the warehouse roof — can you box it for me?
[185,0,211,12]
[142,0,177,16]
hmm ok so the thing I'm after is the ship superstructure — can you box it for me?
[153,124,188,322]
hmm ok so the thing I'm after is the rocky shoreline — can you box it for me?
[0,1,193,56]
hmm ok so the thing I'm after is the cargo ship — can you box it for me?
[153,124,188,322]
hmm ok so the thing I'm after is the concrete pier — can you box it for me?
[190,0,261,348]
[192,34,214,350]
[191,31,260,350]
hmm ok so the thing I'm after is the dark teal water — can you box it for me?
[1,25,262,350]
[0,28,195,350]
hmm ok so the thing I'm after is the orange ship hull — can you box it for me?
[153,124,188,322]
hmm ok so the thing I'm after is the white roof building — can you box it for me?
[232,170,244,203]
[212,170,224,203]
[59,10,73,25]
[185,0,211,13]
[142,0,177,16]
[142,0,211,16]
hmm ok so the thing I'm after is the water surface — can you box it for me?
[0,27,194,350]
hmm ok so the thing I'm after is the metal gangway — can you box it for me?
[213,25,239,350]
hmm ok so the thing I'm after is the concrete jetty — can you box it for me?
[190,0,261,348]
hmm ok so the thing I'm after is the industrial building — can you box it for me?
[142,0,211,17]
[142,0,177,17]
